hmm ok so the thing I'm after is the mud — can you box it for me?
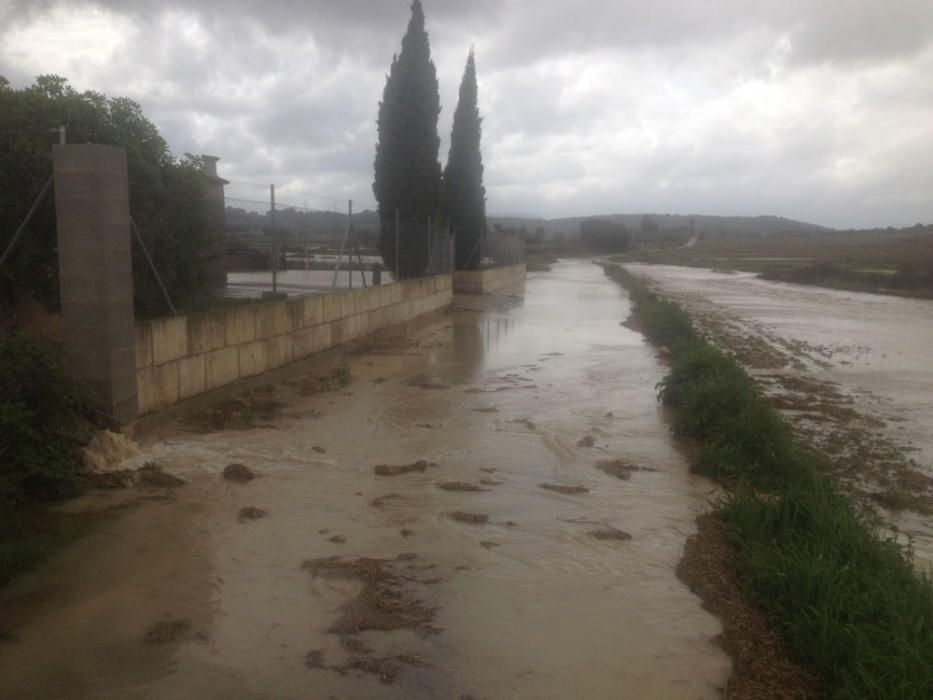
[374,460,437,476]
[144,618,191,644]
[237,506,267,522]
[222,463,257,482]
[185,393,285,432]
[538,483,589,495]
[677,514,822,699]
[590,528,633,541]
[447,512,489,525]
[136,462,185,488]
[596,459,655,480]
[302,555,438,638]
[436,482,488,492]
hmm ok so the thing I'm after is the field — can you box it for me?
[614,230,933,298]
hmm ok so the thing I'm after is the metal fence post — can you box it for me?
[270,183,277,294]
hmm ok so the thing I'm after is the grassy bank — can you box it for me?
[604,263,933,698]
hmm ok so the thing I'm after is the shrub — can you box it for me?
[0,332,92,504]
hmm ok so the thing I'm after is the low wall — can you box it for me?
[134,274,452,415]
[453,263,526,295]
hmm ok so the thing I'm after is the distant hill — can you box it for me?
[487,213,831,239]
[224,205,830,240]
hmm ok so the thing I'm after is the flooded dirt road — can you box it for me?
[627,263,933,564]
[0,260,729,699]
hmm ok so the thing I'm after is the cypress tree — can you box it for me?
[373,0,441,279]
[444,51,486,270]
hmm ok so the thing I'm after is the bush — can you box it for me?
[0,332,92,504]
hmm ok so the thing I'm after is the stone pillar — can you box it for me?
[52,144,138,424]
[201,155,229,293]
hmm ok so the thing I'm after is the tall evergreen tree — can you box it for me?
[444,51,486,270]
[373,0,441,279]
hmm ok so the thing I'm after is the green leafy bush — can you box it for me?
[0,332,92,504]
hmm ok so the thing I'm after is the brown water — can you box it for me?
[0,260,729,699]
[628,263,933,564]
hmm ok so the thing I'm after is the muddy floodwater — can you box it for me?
[0,260,730,699]
[628,264,933,564]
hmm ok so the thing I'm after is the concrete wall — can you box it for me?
[453,263,526,295]
[135,274,452,415]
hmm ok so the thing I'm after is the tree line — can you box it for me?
[374,0,487,277]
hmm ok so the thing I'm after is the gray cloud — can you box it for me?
[2,0,932,227]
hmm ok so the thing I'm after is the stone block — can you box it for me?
[137,362,178,414]
[265,335,290,369]
[256,301,287,338]
[177,355,206,399]
[187,310,226,354]
[151,316,188,366]
[322,292,343,323]
[289,328,315,360]
[134,322,153,369]
[225,305,258,346]
[206,346,239,390]
[239,340,268,378]
[313,322,333,352]
[285,298,304,332]
[302,294,324,327]
[339,291,356,318]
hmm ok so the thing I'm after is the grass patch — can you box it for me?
[604,262,933,698]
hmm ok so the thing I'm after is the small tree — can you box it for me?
[444,51,486,270]
[373,0,442,279]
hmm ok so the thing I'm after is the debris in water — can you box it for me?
[185,394,284,432]
[480,467,498,474]
[539,483,589,495]
[505,521,518,527]
[577,435,595,448]
[145,619,191,643]
[304,649,326,669]
[400,528,415,538]
[333,653,428,685]
[590,528,632,541]
[370,493,403,508]
[373,377,387,384]
[81,469,134,490]
[605,411,614,418]
[301,555,438,639]
[415,422,435,428]
[480,478,504,486]
[222,463,256,483]
[137,462,185,488]
[318,528,331,535]
[374,460,437,476]
[480,541,500,550]
[473,407,498,413]
[595,459,655,480]
[329,535,347,544]
[436,481,488,492]
[448,511,489,525]
[511,418,537,430]
[312,446,327,454]
[238,507,267,522]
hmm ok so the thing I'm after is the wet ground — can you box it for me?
[0,260,730,699]
[627,263,933,565]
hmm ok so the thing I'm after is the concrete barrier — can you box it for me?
[134,274,453,415]
[453,263,526,295]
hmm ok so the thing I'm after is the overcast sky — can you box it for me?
[2,0,932,228]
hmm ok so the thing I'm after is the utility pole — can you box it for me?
[270,184,277,294]
[395,209,400,282]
